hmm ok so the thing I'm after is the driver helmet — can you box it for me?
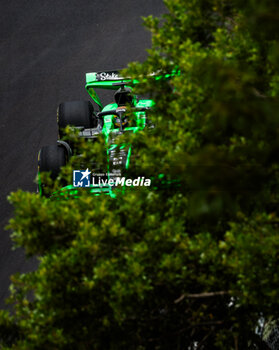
[113,109,130,129]
[114,87,134,106]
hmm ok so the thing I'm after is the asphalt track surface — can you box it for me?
[0,0,166,308]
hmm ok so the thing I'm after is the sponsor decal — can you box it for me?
[96,71,123,81]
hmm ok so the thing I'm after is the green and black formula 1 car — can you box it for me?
[38,70,156,197]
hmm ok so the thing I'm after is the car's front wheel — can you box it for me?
[38,144,67,195]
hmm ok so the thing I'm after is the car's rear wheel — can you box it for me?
[57,100,97,137]
[38,144,67,195]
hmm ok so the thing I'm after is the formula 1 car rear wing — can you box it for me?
[87,70,127,84]
[85,69,134,109]
[85,69,179,110]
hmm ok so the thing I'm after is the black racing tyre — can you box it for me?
[57,100,96,136]
[39,144,67,180]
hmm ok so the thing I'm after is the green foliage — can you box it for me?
[1,0,279,348]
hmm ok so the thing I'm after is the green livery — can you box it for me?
[37,69,156,198]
